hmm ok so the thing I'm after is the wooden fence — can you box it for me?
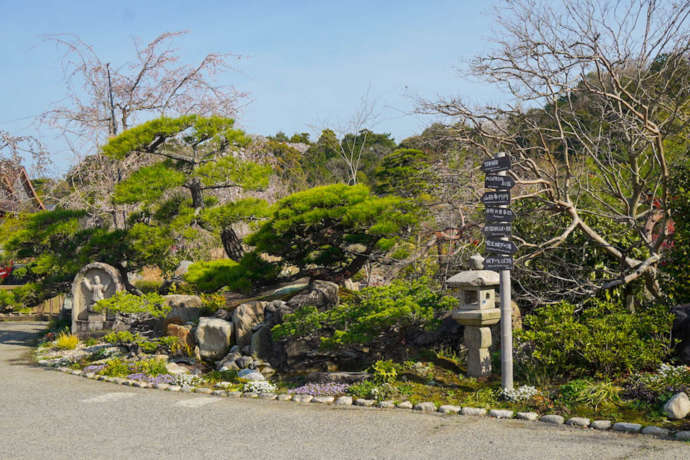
[32,294,64,315]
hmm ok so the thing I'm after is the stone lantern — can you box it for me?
[446,270,500,377]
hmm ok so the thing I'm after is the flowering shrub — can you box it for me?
[288,383,350,396]
[501,385,540,402]
[55,332,79,350]
[175,373,202,390]
[623,363,690,403]
[244,381,276,394]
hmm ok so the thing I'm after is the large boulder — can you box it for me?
[250,324,273,360]
[194,317,233,361]
[166,323,195,350]
[233,301,267,347]
[287,280,339,310]
[112,312,164,338]
[663,392,690,419]
[672,304,690,363]
[164,295,203,327]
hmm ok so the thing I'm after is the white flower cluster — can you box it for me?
[175,374,202,390]
[501,385,540,402]
[658,363,690,380]
[244,381,277,394]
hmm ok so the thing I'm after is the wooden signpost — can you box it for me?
[481,152,514,391]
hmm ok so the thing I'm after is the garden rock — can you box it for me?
[165,362,190,375]
[396,401,413,409]
[164,295,202,326]
[540,415,564,425]
[263,300,292,327]
[378,400,395,409]
[438,405,461,414]
[195,317,233,361]
[250,324,273,360]
[612,422,642,433]
[414,402,437,412]
[166,323,195,350]
[236,356,254,369]
[461,407,487,416]
[662,392,690,419]
[334,396,352,405]
[591,420,611,430]
[311,396,335,404]
[277,394,292,401]
[287,280,339,310]
[675,431,690,441]
[516,412,539,421]
[489,409,514,419]
[566,417,590,427]
[641,426,670,437]
[238,369,265,381]
[233,301,267,347]
[216,350,242,371]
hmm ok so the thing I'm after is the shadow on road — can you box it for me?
[0,322,46,366]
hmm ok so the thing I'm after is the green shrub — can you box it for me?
[55,332,79,350]
[101,358,131,377]
[103,330,137,345]
[271,278,456,348]
[92,292,170,318]
[133,279,163,294]
[372,360,398,385]
[184,253,279,293]
[557,379,622,411]
[135,358,168,376]
[516,300,674,381]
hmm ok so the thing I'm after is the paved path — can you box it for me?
[0,321,688,460]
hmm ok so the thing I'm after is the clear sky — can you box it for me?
[0,0,503,175]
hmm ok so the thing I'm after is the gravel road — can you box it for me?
[1,321,687,460]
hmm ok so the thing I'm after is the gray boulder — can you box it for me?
[216,350,242,371]
[250,324,273,360]
[663,392,690,419]
[287,280,339,310]
[164,295,202,326]
[238,369,265,381]
[194,317,233,361]
[233,301,267,347]
[236,356,254,369]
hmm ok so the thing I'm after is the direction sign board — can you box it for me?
[486,238,518,254]
[481,191,510,206]
[484,255,513,271]
[483,223,512,238]
[481,156,511,173]
[486,207,515,223]
[485,175,515,190]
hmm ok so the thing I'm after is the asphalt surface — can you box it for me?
[0,321,688,460]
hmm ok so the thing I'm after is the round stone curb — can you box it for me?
[675,431,690,441]
[566,417,590,428]
[591,420,611,430]
[540,415,565,425]
[354,399,375,407]
[414,402,437,412]
[461,407,487,416]
[641,426,670,437]
[51,367,690,443]
[516,412,539,421]
[334,396,352,405]
[438,405,461,414]
[612,422,642,433]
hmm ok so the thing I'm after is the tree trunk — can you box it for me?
[221,226,245,261]
[190,179,204,209]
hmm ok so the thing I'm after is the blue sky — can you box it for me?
[0,0,503,175]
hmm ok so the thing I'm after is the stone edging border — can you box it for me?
[49,366,690,442]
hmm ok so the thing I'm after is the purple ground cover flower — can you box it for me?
[288,383,350,396]
[83,364,106,374]
[126,373,176,385]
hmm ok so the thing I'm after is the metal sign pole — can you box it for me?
[496,152,513,391]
